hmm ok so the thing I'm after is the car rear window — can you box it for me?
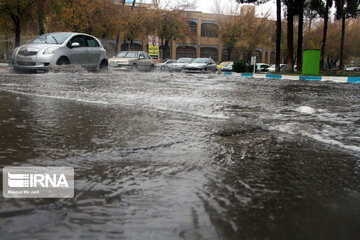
[176,58,192,63]
[192,58,208,63]
[87,37,99,47]
[126,52,138,58]
[116,52,138,58]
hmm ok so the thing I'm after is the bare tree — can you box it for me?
[0,0,40,47]
[152,0,196,10]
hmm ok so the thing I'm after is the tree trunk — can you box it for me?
[160,38,163,59]
[247,52,252,64]
[228,48,232,61]
[14,18,21,47]
[320,0,330,71]
[339,14,346,70]
[38,11,45,35]
[164,39,169,60]
[131,0,136,10]
[296,0,304,73]
[37,0,45,35]
[5,35,9,60]
[327,55,330,69]
[286,1,294,72]
[275,0,281,72]
[115,34,120,55]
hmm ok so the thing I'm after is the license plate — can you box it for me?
[19,56,33,62]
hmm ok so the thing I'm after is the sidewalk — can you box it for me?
[218,72,360,83]
[0,63,11,68]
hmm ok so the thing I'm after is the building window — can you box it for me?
[188,21,197,35]
[201,23,219,38]
[200,47,218,61]
[177,45,196,59]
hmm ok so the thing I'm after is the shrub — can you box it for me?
[233,60,247,73]
[233,60,255,73]
[248,64,255,72]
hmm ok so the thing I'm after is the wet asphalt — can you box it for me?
[0,67,360,239]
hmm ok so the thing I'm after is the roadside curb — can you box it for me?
[234,73,360,83]
[0,63,11,68]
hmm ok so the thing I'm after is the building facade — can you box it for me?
[116,5,275,64]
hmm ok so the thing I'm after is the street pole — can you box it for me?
[251,56,256,75]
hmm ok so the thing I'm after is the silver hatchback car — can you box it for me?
[11,32,108,72]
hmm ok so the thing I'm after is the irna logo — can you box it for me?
[8,172,69,188]
[3,167,74,198]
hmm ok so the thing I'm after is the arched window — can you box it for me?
[188,21,197,35]
[200,47,218,61]
[270,51,276,64]
[201,23,219,38]
[255,50,262,63]
[222,48,240,62]
[176,45,196,59]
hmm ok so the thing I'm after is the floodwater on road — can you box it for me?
[0,68,360,239]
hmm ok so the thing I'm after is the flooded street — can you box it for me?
[0,68,360,239]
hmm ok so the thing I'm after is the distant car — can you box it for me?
[157,59,176,71]
[150,55,159,63]
[221,62,233,72]
[184,58,217,73]
[109,51,155,71]
[217,61,231,71]
[11,32,108,72]
[345,66,360,71]
[256,63,270,72]
[267,64,287,72]
[168,58,193,72]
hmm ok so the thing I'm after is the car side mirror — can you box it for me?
[71,42,80,48]
[139,56,145,59]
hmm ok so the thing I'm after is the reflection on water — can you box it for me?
[0,70,360,239]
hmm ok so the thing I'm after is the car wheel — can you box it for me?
[202,68,207,73]
[131,63,137,71]
[56,57,70,66]
[160,66,164,71]
[150,65,154,72]
[99,60,108,70]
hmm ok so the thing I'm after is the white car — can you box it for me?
[267,64,287,72]
[184,58,217,73]
[157,59,176,71]
[168,58,193,72]
[345,67,360,71]
[255,63,270,72]
[109,51,155,71]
